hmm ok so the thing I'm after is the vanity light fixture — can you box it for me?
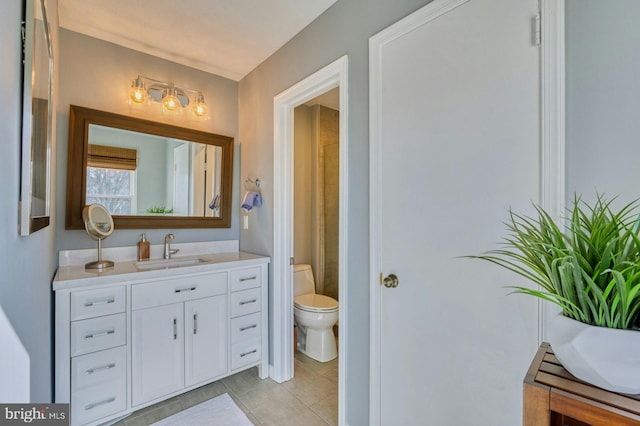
[128,75,209,119]
[191,93,208,117]
[162,84,181,112]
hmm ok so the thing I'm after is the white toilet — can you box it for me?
[294,264,339,362]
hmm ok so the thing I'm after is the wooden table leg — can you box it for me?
[524,381,551,426]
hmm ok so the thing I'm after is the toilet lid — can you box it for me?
[294,294,338,312]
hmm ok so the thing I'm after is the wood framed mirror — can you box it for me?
[66,105,234,229]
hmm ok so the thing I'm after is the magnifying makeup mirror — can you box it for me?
[82,203,114,270]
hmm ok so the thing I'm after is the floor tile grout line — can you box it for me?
[280,376,333,425]
[223,379,266,426]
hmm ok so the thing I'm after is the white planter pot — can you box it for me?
[548,314,640,394]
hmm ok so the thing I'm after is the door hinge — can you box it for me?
[533,13,541,46]
[20,21,26,65]
[290,257,294,265]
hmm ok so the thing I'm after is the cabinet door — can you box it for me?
[184,295,228,387]
[132,303,184,406]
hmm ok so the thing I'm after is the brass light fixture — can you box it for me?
[128,75,209,119]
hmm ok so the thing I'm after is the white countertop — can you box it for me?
[53,251,270,291]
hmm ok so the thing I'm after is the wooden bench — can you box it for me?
[524,342,640,425]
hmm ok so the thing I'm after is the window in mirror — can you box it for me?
[86,143,138,215]
[86,167,136,215]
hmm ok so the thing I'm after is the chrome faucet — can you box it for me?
[164,234,179,259]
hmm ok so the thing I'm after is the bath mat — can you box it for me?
[150,393,253,426]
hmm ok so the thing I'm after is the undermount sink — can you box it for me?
[135,258,208,270]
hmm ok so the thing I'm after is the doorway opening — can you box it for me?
[272,55,348,426]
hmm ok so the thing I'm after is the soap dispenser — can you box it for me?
[138,233,150,261]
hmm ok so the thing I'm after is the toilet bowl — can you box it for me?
[293,264,338,362]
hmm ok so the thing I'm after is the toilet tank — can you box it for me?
[294,264,316,297]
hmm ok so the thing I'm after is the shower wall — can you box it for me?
[294,103,339,300]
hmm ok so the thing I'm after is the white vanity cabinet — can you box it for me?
[54,252,269,426]
[229,267,264,371]
[66,286,128,426]
[131,272,228,406]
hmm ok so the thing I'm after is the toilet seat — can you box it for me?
[294,294,338,313]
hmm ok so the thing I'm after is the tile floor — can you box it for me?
[114,352,338,426]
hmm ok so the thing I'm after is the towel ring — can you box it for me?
[244,177,261,191]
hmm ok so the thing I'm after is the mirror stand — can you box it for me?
[86,238,114,270]
[83,203,115,270]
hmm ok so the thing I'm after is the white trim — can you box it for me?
[368,1,469,424]
[539,0,565,343]
[272,55,349,426]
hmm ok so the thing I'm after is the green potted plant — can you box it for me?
[470,194,640,394]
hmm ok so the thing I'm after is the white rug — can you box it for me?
[150,393,254,426]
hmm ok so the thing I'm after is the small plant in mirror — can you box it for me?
[146,206,174,214]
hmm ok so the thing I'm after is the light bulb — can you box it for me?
[129,77,146,103]
[192,93,207,117]
[163,86,181,112]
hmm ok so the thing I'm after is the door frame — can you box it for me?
[367,0,565,424]
[272,55,349,425]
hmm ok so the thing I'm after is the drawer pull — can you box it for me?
[84,329,115,339]
[85,396,116,410]
[240,349,258,357]
[240,276,257,282]
[240,324,257,332]
[84,298,115,307]
[239,299,257,306]
[85,363,116,375]
[193,313,198,335]
[174,286,197,293]
[173,318,178,340]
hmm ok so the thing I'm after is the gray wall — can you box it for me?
[566,0,640,205]
[294,105,314,266]
[0,0,59,402]
[238,0,432,423]
[57,29,240,251]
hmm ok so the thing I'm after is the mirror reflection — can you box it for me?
[86,125,223,217]
[66,105,233,230]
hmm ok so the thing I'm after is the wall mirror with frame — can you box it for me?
[66,105,234,229]
[19,0,54,235]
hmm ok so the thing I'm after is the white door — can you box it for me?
[173,143,190,215]
[184,295,228,387]
[132,304,184,406]
[371,0,540,424]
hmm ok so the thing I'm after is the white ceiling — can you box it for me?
[58,0,338,81]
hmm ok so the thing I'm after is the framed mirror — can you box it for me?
[66,105,234,229]
[19,0,54,235]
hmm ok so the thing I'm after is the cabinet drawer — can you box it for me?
[231,339,261,370]
[231,312,261,344]
[71,314,126,357]
[230,267,262,292]
[132,272,227,310]
[71,286,125,321]
[72,346,126,391]
[230,287,261,318]
[71,377,126,426]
